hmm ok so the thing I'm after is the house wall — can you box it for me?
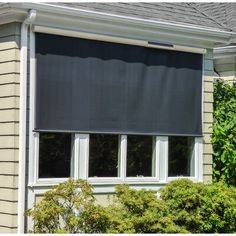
[203,49,214,183]
[0,22,20,233]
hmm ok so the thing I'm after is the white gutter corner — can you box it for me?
[18,9,36,234]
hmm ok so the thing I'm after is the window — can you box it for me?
[38,132,73,178]
[86,134,157,181]
[89,134,119,177]
[168,136,195,177]
[126,135,155,177]
[35,133,201,183]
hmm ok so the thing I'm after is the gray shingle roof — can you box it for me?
[52,2,235,32]
[191,3,236,32]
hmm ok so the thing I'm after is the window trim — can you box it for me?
[83,134,160,184]
[124,135,158,183]
[31,132,202,186]
[33,132,76,185]
[87,134,123,180]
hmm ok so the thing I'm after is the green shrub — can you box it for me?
[26,179,109,233]
[160,179,205,233]
[105,184,188,233]
[27,179,236,233]
[200,181,236,233]
[160,179,236,233]
[212,80,236,186]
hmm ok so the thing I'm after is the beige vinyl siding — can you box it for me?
[0,22,20,233]
[203,49,214,183]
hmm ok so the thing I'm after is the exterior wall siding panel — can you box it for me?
[0,22,20,233]
[203,49,214,183]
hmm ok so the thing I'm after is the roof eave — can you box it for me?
[2,2,234,48]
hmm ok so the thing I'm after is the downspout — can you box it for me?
[18,9,36,234]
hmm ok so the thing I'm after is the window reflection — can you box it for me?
[168,136,195,177]
[127,135,154,177]
[89,134,119,177]
[39,132,72,178]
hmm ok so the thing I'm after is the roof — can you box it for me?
[191,3,236,32]
[0,2,235,48]
[52,2,236,32]
[1,2,235,33]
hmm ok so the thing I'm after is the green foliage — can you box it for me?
[160,179,236,233]
[201,181,236,233]
[26,179,109,233]
[27,179,236,233]
[105,184,187,233]
[160,179,205,232]
[212,80,236,185]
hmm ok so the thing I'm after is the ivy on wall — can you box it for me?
[212,80,236,186]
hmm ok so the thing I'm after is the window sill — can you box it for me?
[28,174,203,196]
[28,177,70,188]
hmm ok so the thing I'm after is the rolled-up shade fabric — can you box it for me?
[35,33,202,136]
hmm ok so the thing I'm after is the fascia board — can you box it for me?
[15,3,232,36]
[33,15,212,48]
[6,2,234,48]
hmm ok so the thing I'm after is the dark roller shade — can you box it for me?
[35,33,202,136]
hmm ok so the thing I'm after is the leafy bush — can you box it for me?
[27,179,236,233]
[212,80,236,185]
[105,184,187,233]
[160,179,236,233]
[26,179,109,233]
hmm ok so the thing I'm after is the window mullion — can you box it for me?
[77,134,89,179]
[73,134,79,179]
[157,136,168,182]
[34,132,40,183]
[154,136,159,180]
[195,137,203,181]
[120,135,127,181]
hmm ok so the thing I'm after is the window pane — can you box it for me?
[89,134,119,177]
[39,133,72,178]
[168,136,195,177]
[127,135,154,177]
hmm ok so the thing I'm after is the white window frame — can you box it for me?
[86,134,160,184]
[166,137,203,183]
[124,135,159,183]
[86,134,124,184]
[31,133,202,186]
[32,132,76,186]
